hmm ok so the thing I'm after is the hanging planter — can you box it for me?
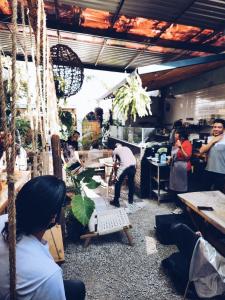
[50,44,84,98]
[113,73,152,122]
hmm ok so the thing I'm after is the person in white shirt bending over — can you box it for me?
[110,143,136,208]
[0,175,85,300]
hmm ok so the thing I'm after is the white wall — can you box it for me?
[164,82,225,125]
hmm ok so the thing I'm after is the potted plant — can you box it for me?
[65,168,100,242]
[113,73,152,122]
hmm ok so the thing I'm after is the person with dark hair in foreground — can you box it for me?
[200,118,225,192]
[0,175,85,300]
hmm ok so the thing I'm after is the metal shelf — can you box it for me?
[152,176,169,183]
[149,160,170,204]
[152,189,169,196]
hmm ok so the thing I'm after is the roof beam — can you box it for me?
[110,0,125,28]
[0,14,224,54]
[95,38,107,66]
[138,53,225,74]
[4,52,133,73]
[43,20,224,54]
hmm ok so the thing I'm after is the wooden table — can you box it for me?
[178,191,225,235]
[0,170,31,215]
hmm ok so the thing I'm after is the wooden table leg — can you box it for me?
[84,237,92,248]
[186,207,199,231]
[123,228,134,246]
[80,232,98,248]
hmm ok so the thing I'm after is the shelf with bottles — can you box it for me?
[149,159,170,204]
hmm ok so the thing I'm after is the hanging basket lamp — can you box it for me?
[50,44,84,98]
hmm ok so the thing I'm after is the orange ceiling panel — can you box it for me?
[161,23,201,41]
[114,16,168,37]
[211,35,225,47]
[81,8,111,30]
[202,32,224,45]
[191,29,214,43]
[0,0,11,14]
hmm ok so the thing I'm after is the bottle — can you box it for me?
[160,153,167,164]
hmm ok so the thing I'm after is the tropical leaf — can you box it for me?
[71,194,95,226]
[86,179,101,189]
[77,168,95,183]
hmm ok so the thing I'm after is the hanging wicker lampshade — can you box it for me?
[50,44,84,98]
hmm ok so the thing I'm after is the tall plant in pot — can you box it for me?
[113,73,152,122]
[66,168,100,242]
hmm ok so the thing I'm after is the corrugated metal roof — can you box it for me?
[128,51,174,69]
[120,0,188,22]
[96,44,137,67]
[57,0,120,13]
[1,0,225,73]
[179,0,225,29]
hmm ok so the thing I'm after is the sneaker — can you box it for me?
[109,200,120,208]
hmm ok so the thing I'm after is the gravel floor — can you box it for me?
[62,188,186,300]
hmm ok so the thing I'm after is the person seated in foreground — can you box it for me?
[0,175,85,300]
[165,223,225,298]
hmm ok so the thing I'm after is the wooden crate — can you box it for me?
[43,224,65,263]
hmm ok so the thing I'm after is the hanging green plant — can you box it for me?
[113,74,152,122]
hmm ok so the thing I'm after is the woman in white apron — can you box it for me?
[169,130,192,203]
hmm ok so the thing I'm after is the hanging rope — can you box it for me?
[21,5,36,167]
[27,9,38,176]
[0,0,18,297]
[40,0,49,174]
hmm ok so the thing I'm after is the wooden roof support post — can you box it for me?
[51,134,66,241]
[51,134,62,179]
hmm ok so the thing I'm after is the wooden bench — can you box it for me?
[80,185,133,247]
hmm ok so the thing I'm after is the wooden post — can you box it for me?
[51,134,62,179]
[51,134,66,241]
